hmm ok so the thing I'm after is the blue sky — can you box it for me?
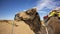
[0,0,60,20]
[37,0,60,20]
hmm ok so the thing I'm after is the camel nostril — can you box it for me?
[19,16,24,21]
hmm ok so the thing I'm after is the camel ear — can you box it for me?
[26,8,37,15]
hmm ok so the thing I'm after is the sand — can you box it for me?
[0,20,35,34]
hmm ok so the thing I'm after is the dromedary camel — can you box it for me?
[46,17,60,34]
[14,8,41,34]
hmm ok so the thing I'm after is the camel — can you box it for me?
[14,8,41,34]
[46,17,60,34]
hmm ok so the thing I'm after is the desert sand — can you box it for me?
[0,20,35,34]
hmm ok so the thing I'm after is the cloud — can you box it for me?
[54,7,60,10]
[37,0,60,11]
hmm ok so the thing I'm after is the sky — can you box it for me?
[0,0,60,20]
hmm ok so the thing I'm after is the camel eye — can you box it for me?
[26,11,33,15]
[26,11,29,14]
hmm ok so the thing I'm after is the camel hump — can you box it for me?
[47,17,60,25]
[47,17,60,34]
